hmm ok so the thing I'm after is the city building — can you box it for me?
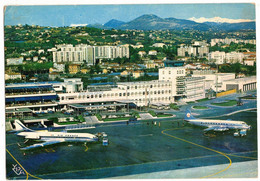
[225,52,245,64]
[68,64,81,74]
[49,72,60,80]
[223,76,257,92]
[133,70,144,79]
[152,43,166,48]
[52,44,129,65]
[53,63,65,73]
[138,51,146,57]
[148,50,157,56]
[52,44,95,65]
[208,51,226,64]
[5,72,22,80]
[208,51,245,64]
[192,72,235,92]
[210,38,256,46]
[6,57,23,65]
[178,44,209,57]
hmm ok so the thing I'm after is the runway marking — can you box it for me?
[6,148,42,180]
[30,149,257,178]
[227,152,257,160]
[161,128,232,178]
[84,144,88,152]
[138,134,153,137]
[30,153,225,177]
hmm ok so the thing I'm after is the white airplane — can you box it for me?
[184,110,251,132]
[14,120,98,150]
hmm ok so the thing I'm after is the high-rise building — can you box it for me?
[177,41,209,57]
[52,44,129,65]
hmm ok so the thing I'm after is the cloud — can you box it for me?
[188,17,255,23]
[70,24,88,27]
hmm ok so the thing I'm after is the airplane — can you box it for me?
[14,120,98,150]
[184,110,251,133]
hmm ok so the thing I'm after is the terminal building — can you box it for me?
[5,83,58,118]
[5,61,257,118]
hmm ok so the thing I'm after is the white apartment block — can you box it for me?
[208,51,245,64]
[52,44,129,65]
[208,51,226,64]
[5,73,22,80]
[53,44,95,65]
[177,45,209,57]
[210,38,256,46]
[225,52,245,64]
[6,57,23,65]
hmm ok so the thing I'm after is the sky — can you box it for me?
[4,3,256,27]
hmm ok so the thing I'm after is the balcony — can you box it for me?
[6,101,58,108]
[5,90,55,97]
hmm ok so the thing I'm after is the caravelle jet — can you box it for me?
[14,120,98,150]
[184,110,251,132]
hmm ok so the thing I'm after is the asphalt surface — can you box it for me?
[6,90,257,179]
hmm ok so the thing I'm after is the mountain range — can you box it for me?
[87,14,255,31]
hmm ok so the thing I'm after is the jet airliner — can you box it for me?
[14,120,98,150]
[184,110,251,132]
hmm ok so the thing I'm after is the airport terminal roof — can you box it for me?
[6,95,58,103]
[6,85,53,90]
[89,82,115,86]
[6,108,32,113]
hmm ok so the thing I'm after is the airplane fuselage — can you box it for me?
[185,119,250,130]
[17,131,98,142]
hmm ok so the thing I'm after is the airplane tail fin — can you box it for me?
[14,120,33,132]
[184,109,196,120]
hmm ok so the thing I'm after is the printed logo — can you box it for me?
[12,164,25,176]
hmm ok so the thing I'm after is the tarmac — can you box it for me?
[5,90,258,179]
[109,160,258,179]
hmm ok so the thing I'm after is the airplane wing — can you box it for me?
[20,140,64,150]
[204,126,229,132]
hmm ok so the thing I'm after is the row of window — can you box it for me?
[60,90,172,100]
[162,70,185,75]
[126,83,171,89]
[134,97,171,102]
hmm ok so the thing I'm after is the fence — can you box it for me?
[216,89,236,97]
